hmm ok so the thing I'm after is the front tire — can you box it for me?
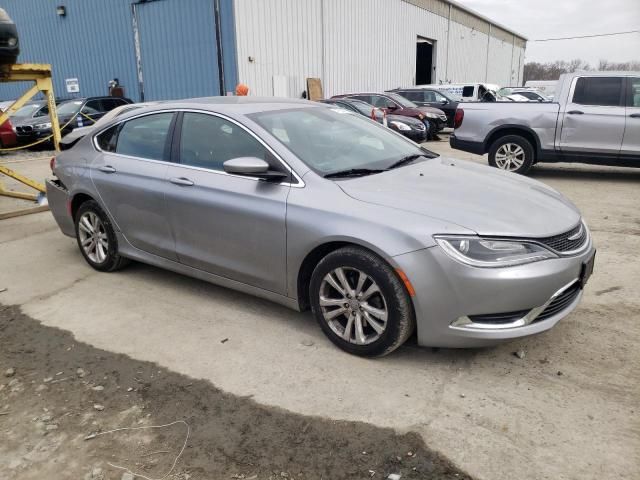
[488,135,535,175]
[75,200,129,272]
[309,247,415,357]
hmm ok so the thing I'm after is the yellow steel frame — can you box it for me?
[0,64,59,203]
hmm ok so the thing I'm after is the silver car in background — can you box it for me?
[46,97,595,357]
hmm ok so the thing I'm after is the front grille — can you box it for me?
[535,282,581,322]
[469,309,530,325]
[16,125,33,134]
[536,223,587,253]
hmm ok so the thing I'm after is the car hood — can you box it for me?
[19,113,75,127]
[418,106,446,116]
[337,157,581,238]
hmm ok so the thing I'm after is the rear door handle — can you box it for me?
[567,110,584,115]
[169,177,194,186]
[98,165,116,173]
[630,113,640,118]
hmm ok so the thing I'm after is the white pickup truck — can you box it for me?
[450,71,640,174]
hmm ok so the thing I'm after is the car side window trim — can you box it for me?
[92,108,304,188]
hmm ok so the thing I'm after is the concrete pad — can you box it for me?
[1,140,639,480]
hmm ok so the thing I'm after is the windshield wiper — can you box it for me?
[324,168,386,179]
[386,154,426,170]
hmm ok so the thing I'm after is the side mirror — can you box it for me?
[223,157,287,180]
[386,103,397,111]
[440,99,448,105]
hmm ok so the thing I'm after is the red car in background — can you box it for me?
[331,92,448,139]
[0,111,17,148]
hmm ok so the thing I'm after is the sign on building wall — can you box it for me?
[65,78,80,93]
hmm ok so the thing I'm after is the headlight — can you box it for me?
[7,37,17,47]
[34,122,52,130]
[389,120,411,131]
[423,113,439,119]
[434,236,557,267]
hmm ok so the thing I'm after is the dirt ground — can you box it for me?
[0,304,471,480]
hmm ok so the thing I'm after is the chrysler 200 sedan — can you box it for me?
[46,97,595,357]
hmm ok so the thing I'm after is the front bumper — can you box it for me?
[400,128,428,143]
[393,240,595,348]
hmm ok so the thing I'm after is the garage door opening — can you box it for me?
[416,36,435,85]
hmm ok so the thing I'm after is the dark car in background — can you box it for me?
[15,96,132,145]
[320,98,427,143]
[388,88,460,128]
[0,8,19,64]
[331,92,447,139]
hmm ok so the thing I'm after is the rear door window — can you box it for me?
[101,98,123,111]
[82,100,102,114]
[115,113,174,160]
[572,77,623,106]
[401,91,423,102]
[349,95,373,104]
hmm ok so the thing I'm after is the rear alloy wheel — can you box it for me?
[310,247,415,357]
[488,135,534,175]
[75,200,129,272]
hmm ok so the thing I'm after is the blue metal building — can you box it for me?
[0,0,238,102]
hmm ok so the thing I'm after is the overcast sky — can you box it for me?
[455,0,640,65]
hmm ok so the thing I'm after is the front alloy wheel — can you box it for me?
[309,247,415,357]
[319,267,388,345]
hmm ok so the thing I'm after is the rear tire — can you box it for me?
[74,200,129,272]
[309,247,415,357]
[488,135,535,175]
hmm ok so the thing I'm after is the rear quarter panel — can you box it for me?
[455,103,561,152]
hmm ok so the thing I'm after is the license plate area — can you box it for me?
[580,250,596,287]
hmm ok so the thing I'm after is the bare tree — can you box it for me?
[523,59,638,83]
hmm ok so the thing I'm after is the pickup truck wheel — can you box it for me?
[488,135,534,175]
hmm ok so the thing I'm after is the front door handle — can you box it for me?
[630,113,640,118]
[98,165,116,173]
[567,110,584,115]
[169,177,194,186]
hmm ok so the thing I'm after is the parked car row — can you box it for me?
[330,92,448,140]
[320,98,429,142]
[1,96,133,147]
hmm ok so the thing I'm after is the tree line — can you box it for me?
[523,59,640,82]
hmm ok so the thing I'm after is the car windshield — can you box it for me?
[250,107,437,176]
[56,100,83,115]
[14,104,43,117]
[437,90,460,102]
[385,93,417,108]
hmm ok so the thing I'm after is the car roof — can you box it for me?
[120,96,322,117]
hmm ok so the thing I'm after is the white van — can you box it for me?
[420,83,502,102]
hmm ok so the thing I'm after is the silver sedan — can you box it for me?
[46,97,595,357]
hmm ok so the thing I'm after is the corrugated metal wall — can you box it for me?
[0,0,238,102]
[234,0,323,98]
[0,0,139,101]
[447,22,488,83]
[234,0,527,97]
